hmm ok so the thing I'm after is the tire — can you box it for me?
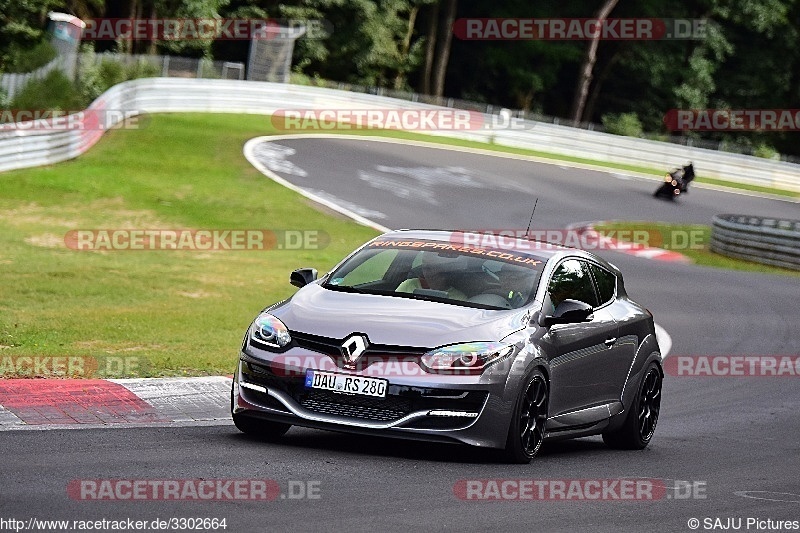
[603,362,662,450]
[503,369,548,464]
[232,413,291,440]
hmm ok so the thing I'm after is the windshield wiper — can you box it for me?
[323,283,367,293]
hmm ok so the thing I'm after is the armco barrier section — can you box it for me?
[1,77,800,192]
[710,214,800,270]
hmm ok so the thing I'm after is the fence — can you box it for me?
[1,77,800,193]
[77,53,245,80]
[0,53,246,104]
[710,215,800,271]
[0,54,77,101]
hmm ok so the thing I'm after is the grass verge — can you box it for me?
[0,114,379,378]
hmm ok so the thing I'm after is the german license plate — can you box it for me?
[305,370,387,398]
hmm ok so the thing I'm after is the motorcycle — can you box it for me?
[653,162,694,200]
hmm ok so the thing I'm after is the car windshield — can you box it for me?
[323,238,546,310]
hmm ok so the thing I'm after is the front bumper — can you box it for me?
[232,352,516,449]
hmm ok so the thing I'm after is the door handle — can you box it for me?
[604,337,617,347]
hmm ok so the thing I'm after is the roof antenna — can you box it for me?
[525,197,539,238]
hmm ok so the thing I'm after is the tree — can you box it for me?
[419,0,438,94]
[430,0,455,96]
[570,0,619,125]
[277,0,428,89]
[102,0,229,56]
[0,0,63,72]
[60,0,105,20]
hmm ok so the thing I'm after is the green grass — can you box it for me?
[593,221,800,277]
[0,114,379,378]
[687,175,798,198]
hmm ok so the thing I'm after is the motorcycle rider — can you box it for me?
[654,162,695,199]
[680,162,695,192]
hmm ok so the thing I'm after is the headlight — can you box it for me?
[249,313,291,350]
[420,342,514,374]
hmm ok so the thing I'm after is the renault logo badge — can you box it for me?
[341,334,369,366]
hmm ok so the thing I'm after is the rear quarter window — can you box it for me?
[548,259,599,308]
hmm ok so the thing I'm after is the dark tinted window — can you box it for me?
[589,263,616,305]
[547,259,599,308]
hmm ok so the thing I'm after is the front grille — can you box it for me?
[290,331,429,360]
[291,331,342,356]
[300,390,412,422]
[241,357,488,425]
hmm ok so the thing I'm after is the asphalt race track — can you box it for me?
[2,137,799,532]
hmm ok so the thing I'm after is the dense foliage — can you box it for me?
[1,0,798,155]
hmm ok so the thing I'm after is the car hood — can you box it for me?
[270,284,530,348]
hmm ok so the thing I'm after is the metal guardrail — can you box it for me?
[1,78,800,192]
[323,81,800,165]
[710,214,800,271]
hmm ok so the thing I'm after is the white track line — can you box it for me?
[243,137,390,232]
[243,134,799,204]
[655,323,672,358]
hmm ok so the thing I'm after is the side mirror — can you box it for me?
[538,299,593,327]
[290,268,318,288]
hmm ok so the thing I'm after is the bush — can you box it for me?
[79,51,161,103]
[289,70,325,86]
[197,59,220,80]
[125,58,160,80]
[753,143,780,160]
[79,58,124,103]
[601,112,644,137]
[9,70,83,111]
[4,41,57,73]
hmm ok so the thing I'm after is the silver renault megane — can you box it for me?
[232,229,663,463]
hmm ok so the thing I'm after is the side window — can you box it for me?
[340,249,398,286]
[548,259,599,308]
[589,263,616,305]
